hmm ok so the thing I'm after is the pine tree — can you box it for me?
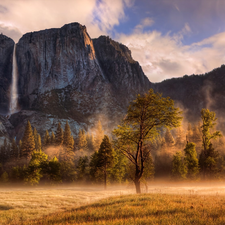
[20,121,35,161]
[50,131,55,145]
[43,130,50,147]
[77,129,87,151]
[76,156,89,181]
[33,128,42,150]
[55,122,64,146]
[184,142,199,179]
[94,120,104,151]
[61,121,74,161]
[36,134,42,150]
[97,135,114,189]
[10,138,18,160]
[164,128,174,146]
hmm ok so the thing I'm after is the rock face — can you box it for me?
[13,22,152,135]
[0,34,14,114]
[16,23,106,109]
[93,36,151,106]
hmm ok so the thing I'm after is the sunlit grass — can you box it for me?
[1,184,225,225]
[25,193,225,225]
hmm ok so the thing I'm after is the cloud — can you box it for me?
[0,0,132,42]
[118,25,225,82]
[133,17,154,33]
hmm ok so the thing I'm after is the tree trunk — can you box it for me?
[134,179,141,193]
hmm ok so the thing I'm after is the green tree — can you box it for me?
[55,122,64,146]
[20,121,35,161]
[76,156,89,181]
[113,89,182,193]
[33,128,42,150]
[61,121,74,161]
[77,129,87,151]
[46,157,61,183]
[50,131,55,145]
[24,150,48,185]
[200,108,222,178]
[10,138,18,160]
[43,130,50,147]
[97,135,114,189]
[171,151,187,180]
[184,142,199,179]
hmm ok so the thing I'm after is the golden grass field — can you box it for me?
[1,183,225,225]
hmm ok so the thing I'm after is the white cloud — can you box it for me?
[118,26,225,82]
[133,17,154,33]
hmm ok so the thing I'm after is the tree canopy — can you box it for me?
[113,89,182,193]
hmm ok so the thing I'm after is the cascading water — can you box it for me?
[9,44,19,115]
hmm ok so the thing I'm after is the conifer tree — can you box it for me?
[55,122,64,146]
[94,120,104,151]
[10,138,18,160]
[164,128,174,146]
[97,135,114,189]
[20,121,35,161]
[184,142,199,179]
[18,140,22,157]
[33,128,42,150]
[76,156,89,181]
[43,130,50,147]
[50,131,55,145]
[36,134,42,150]
[77,129,87,150]
[61,121,74,161]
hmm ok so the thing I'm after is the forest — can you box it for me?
[0,89,225,192]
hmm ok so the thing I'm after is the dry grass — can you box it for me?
[25,193,225,225]
[0,185,134,225]
[1,183,225,225]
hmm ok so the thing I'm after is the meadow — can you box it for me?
[1,183,225,225]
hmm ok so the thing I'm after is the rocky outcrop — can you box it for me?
[0,34,14,114]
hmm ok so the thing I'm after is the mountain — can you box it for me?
[154,65,225,125]
[0,23,151,142]
[1,22,225,144]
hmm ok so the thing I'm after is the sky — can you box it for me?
[1,0,225,82]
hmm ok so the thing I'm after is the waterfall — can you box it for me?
[9,44,19,115]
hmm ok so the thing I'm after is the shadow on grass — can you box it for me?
[0,205,14,210]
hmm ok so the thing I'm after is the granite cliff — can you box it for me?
[0,34,14,114]
[0,23,151,142]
